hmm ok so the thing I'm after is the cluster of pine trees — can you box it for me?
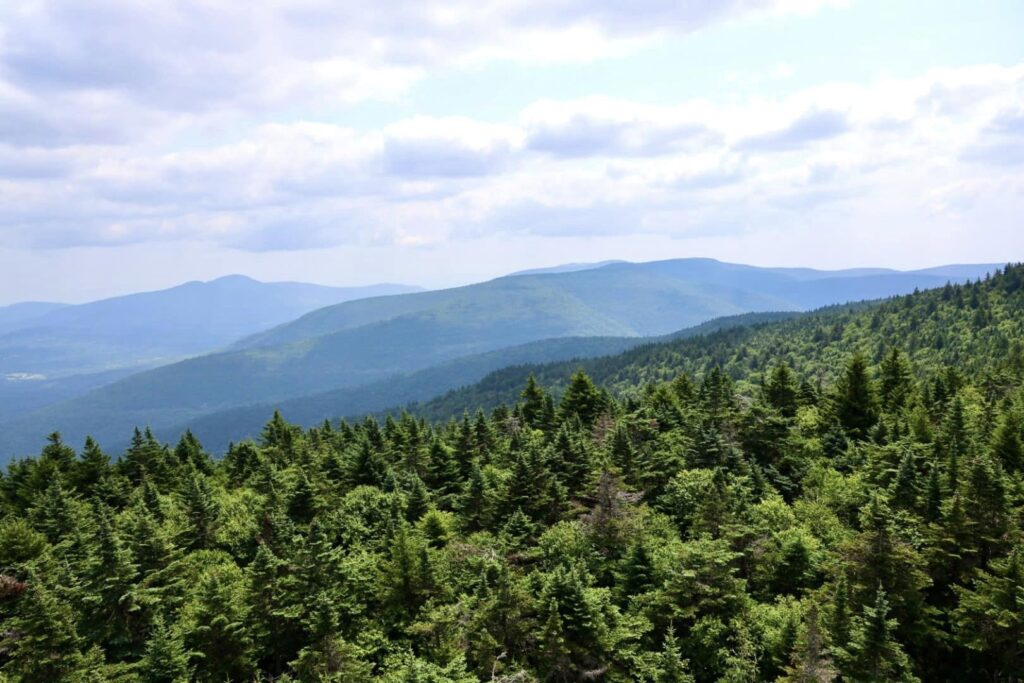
[1,265,1022,682]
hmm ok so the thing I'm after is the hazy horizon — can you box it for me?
[0,255,1009,306]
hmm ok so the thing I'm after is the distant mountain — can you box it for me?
[0,277,421,422]
[0,301,69,335]
[0,259,1001,459]
[399,264,1022,426]
[509,260,625,276]
[159,311,799,451]
[0,276,422,379]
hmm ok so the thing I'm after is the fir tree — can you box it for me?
[558,369,604,428]
[141,612,191,683]
[834,353,879,440]
[841,587,918,683]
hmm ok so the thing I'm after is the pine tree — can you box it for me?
[834,353,878,440]
[878,348,913,413]
[989,412,1022,473]
[73,436,110,493]
[781,603,835,683]
[618,542,655,601]
[558,369,604,427]
[961,455,1010,562]
[841,587,918,682]
[348,439,388,489]
[291,591,372,682]
[764,363,800,418]
[520,375,548,429]
[457,460,492,532]
[890,450,918,510]
[940,396,969,491]
[656,625,695,683]
[140,612,191,683]
[4,573,86,682]
[829,573,852,656]
[952,547,1024,679]
[287,472,317,524]
[81,505,140,657]
[426,438,460,505]
[174,429,210,474]
[261,409,298,450]
[180,470,220,550]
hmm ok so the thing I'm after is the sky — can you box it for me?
[1,0,1023,303]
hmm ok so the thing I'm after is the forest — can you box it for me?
[1,264,1022,682]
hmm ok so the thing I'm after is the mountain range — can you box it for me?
[0,277,420,419]
[0,259,1002,459]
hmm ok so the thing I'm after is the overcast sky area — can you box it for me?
[1,0,1023,303]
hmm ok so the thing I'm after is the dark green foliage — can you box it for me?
[834,353,878,440]
[0,264,1022,682]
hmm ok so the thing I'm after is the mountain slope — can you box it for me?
[0,259,1000,459]
[0,301,69,335]
[163,311,799,451]
[403,266,1024,422]
[0,276,421,379]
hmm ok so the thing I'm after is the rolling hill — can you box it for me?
[401,266,1024,424]
[0,277,421,420]
[0,259,1001,459]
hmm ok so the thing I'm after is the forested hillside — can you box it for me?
[167,312,799,452]
[1,265,1022,682]
[0,277,420,423]
[0,259,997,460]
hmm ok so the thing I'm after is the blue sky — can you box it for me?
[1,0,1022,302]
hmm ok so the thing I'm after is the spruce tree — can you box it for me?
[952,547,1024,679]
[841,587,918,683]
[834,353,879,440]
[140,612,191,683]
[558,369,604,428]
[764,363,800,418]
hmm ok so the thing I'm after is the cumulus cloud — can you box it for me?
[0,0,1021,257]
[0,0,839,150]
[737,109,849,151]
[2,64,1023,251]
[960,109,1024,166]
[523,98,717,158]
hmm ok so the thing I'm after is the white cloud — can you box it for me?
[0,43,1022,258]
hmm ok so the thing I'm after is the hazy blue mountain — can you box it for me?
[509,260,626,276]
[163,310,798,452]
[0,276,422,379]
[0,259,1001,460]
[0,301,69,335]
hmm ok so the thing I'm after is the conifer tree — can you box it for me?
[840,588,918,683]
[952,547,1024,679]
[558,369,604,428]
[4,573,86,682]
[834,353,879,440]
[879,348,913,413]
[764,363,800,418]
[141,612,191,683]
[180,469,220,550]
[656,625,696,683]
[73,436,110,493]
[989,412,1022,472]
[521,375,547,429]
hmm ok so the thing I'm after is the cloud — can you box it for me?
[523,98,716,158]
[0,63,1021,252]
[737,109,849,151]
[382,118,521,178]
[960,109,1024,166]
[0,0,841,151]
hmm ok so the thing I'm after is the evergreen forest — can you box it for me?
[2,264,1024,682]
